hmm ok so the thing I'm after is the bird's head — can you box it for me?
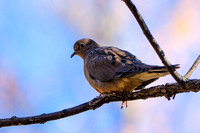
[71,38,100,59]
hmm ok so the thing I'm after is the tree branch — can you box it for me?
[122,0,185,84]
[184,55,200,79]
[0,79,199,128]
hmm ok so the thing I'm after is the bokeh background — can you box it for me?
[0,0,200,133]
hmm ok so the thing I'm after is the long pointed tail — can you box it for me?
[148,64,180,73]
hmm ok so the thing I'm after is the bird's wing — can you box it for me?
[85,46,154,82]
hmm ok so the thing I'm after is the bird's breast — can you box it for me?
[83,64,140,93]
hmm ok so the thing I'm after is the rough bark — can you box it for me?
[0,80,199,128]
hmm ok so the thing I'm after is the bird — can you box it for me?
[71,38,179,108]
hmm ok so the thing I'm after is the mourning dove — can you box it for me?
[71,38,179,106]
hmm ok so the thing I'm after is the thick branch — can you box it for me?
[122,0,184,84]
[0,79,199,128]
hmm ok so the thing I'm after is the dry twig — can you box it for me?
[184,55,200,79]
[122,0,185,84]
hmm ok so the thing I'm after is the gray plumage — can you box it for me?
[71,38,179,93]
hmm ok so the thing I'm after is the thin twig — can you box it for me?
[122,0,185,85]
[0,79,199,128]
[184,55,200,79]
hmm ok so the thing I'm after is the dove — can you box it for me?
[71,38,179,108]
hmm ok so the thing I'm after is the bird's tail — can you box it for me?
[148,64,180,73]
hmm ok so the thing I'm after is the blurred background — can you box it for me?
[0,0,200,133]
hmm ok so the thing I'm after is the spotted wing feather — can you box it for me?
[86,46,154,82]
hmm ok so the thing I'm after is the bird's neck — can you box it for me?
[82,44,100,59]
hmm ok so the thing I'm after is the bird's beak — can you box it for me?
[71,52,77,58]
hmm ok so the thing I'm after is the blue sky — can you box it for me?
[0,1,123,132]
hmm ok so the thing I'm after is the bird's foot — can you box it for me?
[98,91,129,109]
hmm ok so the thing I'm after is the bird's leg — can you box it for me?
[125,101,128,108]
[120,92,128,109]
[121,101,128,109]
[121,101,125,109]
[99,91,129,109]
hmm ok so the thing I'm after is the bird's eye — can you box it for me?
[80,43,85,48]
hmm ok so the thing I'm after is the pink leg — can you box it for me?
[121,101,128,109]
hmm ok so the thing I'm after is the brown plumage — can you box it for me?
[71,38,179,94]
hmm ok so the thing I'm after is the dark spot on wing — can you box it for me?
[111,56,116,65]
[138,67,142,72]
[142,67,146,72]
[89,73,96,80]
[121,60,126,63]
[134,66,138,71]
[111,61,115,65]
